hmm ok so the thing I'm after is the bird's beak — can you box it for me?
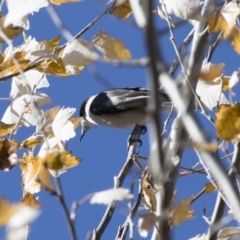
[80,119,92,142]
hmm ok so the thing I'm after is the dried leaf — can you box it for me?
[205,182,216,193]
[38,166,54,191]
[43,150,81,170]
[21,193,42,208]
[170,197,194,226]
[51,0,79,5]
[110,1,132,19]
[215,104,240,141]
[138,213,158,238]
[21,136,43,149]
[93,30,132,60]
[0,13,23,43]
[207,3,240,54]
[0,199,22,225]
[193,142,218,152]
[141,177,156,212]
[0,139,17,171]
[196,78,229,111]
[21,155,42,194]
[43,150,65,170]
[0,122,16,137]
[160,0,202,22]
[218,227,240,240]
[200,63,225,82]
[90,188,133,205]
[69,116,83,130]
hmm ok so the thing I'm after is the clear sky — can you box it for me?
[0,0,240,240]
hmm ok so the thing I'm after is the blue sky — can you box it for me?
[0,0,240,240]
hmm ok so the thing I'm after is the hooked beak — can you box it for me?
[80,119,92,142]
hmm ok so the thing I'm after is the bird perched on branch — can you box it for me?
[79,87,172,141]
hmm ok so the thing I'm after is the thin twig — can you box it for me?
[54,177,77,240]
[57,1,117,51]
[115,179,143,240]
[169,29,194,75]
[91,125,145,240]
[206,32,222,63]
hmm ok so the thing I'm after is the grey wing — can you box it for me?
[90,88,149,116]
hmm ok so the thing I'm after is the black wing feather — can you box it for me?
[90,88,149,116]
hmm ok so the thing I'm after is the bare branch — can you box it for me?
[91,125,145,240]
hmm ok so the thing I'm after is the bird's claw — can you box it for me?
[127,137,142,150]
[140,125,147,135]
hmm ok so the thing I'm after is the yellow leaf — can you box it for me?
[0,199,22,225]
[63,151,81,168]
[200,63,225,82]
[229,26,240,54]
[93,30,132,60]
[207,4,240,54]
[69,116,83,130]
[51,0,80,5]
[0,51,30,78]
[138,213,158,238]
[21,193,42,208]
[215,104,240,141]
[43,150,65,170]
[42,36,60,52]
[141,177,156,212]
[0,13,23,43]
[205,182,216,193]
[45,106,61,120]
[21,137,43,149]
[170,197,194,226]
[193,142,218,152]
[38,166,54,191]
[110,1,132,19]
[218,227,240,240]
[37,58,72,76]
[43,150,81,170]
[21,155,42,194]
[0,122,16,137]
[0,139,17,171]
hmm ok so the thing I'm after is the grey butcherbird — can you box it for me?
[79,87,172,141]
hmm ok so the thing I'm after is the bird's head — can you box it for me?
[80,119,95,141]
[80,97,96,141]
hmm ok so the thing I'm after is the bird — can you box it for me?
[79,87,172,141]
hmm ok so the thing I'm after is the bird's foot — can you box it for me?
[127,125,147,150]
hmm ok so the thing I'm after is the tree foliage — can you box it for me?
[0,0,240,240]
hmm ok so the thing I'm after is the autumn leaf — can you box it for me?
[21,155,42,194]
[170,197,194,226]
[0,139,18,171]
[207,2,240,54]
[138,213,158,238]
[141,177,156,212]
[43,150,81,170]
[218,227,240,240]
[205,182,216,193]
[192,142,218,152]
[21,136,43,149]
[93,30,132,60]
[215,104,240,141]
[0,199,22,225]
[21,193,42,208]
[0,122,16,137]
[200,63,225,82]
[90,188,133,205]
[60,39,95,74]
[0,13,23,43]
[110,1,132,19]
[51,0,80,5]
